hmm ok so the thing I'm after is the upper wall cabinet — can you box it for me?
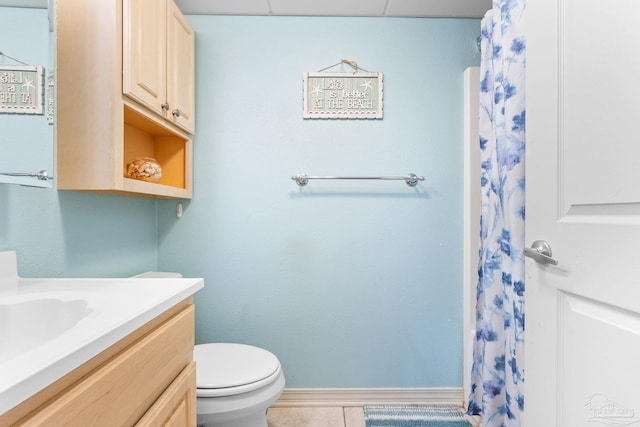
[56,0,195,199]
[123,0,195,134]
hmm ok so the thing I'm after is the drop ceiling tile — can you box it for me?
[174,0,270,15]
[386,0,491,18]
[269,0,388,16]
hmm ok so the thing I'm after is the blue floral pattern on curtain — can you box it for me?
[467,1,526,426]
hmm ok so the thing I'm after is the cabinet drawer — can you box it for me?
[18,305,195,427]
[136,361,196,427]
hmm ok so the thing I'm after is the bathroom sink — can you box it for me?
[0,279,203,416]
[0,293,95,363]
[0,250,204,417]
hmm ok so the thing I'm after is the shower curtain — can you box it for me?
[467,1,526,426]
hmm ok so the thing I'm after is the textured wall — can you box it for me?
[158,15,480,388]
[1,8,480,388]
[0,7,158,278]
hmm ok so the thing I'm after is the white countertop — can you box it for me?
[0,274,203,415]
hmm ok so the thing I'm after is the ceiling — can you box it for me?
[2,0,491,18]
[174,0,491,18]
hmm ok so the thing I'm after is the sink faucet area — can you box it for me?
[0,251,204,417]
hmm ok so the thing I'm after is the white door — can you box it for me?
[526,0,640,426]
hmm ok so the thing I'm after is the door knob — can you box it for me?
[524,240,558,265]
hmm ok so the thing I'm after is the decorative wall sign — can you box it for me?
[0,65,44,115]
[303,72,383,119]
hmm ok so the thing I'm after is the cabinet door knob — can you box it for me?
[161,102,170,111]
[172,109,182,118]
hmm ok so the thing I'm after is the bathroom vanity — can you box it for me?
[0,252,204,426]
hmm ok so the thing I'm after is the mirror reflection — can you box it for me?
[0,4,54,187]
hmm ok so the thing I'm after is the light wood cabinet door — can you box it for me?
[167,0,195,134]
[124,0,195,134]
[123,0,168,116]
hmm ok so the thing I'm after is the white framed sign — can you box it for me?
[0,65,44,115]
[303,72,383,119]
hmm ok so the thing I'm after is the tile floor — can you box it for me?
[267,407,482,427]
[267,407,364,427]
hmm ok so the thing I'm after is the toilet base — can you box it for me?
[196,370,285,427]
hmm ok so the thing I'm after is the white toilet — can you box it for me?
[194,343,285,427]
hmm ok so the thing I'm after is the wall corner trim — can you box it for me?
[273,387,465,408]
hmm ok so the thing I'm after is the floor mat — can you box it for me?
[364,404,472,427]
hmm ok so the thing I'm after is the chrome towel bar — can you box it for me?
[291,173,424,187]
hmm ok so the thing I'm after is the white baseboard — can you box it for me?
[273,387,465,408]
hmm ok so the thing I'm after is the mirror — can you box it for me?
[0,2,54,187]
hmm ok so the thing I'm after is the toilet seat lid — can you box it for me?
[194,343,280,389]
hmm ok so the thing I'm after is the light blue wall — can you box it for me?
[2,8,480,388]
[158,16,480,388]
[0,7,158,277]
